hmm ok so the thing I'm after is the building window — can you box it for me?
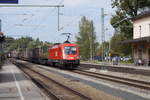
[139,25,141,38]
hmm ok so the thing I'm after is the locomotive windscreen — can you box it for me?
[64,46,77,55]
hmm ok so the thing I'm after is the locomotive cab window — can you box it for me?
[64,46,77,55]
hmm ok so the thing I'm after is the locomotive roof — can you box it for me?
[51,43,77,47]
[64,41,70,43]
[54,43,61,45]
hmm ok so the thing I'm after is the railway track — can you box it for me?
[73,70,150,91]
[15,62,93,100]
[12,60,150,99]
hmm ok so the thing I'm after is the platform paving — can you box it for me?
[0,61,49,100]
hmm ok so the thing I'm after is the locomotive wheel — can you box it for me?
[52,62,55,67]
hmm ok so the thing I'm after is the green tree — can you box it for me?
[18,37,33,49]
[97,42,109,57]
[3,37,15,52]
[112,0,150,17]
[76,16,98,60]
[28,38,43,49]
[110,33,131,56]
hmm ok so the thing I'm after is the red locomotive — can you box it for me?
[48,42,80,68]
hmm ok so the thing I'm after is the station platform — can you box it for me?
[81,62,150,76]
[81,62,150,70]
[0,61,48,100]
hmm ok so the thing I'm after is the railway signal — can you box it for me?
[0,32,5,69]
[0,32,5,42]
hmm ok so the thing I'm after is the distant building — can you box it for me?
[124,11,150,65]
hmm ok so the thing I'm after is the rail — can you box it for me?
[73,70,150,91]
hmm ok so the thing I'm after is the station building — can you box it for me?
[124,12,150,65]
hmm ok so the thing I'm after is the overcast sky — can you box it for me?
[0,0,115,43]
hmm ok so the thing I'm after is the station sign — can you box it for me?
[0,0,18,3]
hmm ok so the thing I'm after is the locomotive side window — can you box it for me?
[64,46,77,55]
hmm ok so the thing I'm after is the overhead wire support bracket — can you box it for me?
[0,5,64,8]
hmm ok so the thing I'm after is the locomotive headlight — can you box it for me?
[69,57,74,59]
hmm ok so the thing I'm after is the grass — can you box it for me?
[81,60,102,64]
[119,60,134,65]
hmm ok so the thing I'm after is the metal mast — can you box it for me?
[101,8,105,60]
[0,19,1,32]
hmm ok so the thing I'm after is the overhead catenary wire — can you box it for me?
[30,0,64,36]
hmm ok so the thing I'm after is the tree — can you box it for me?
[28,38,43,49]
[110,33,131,56]
[76,16,98,60]
[110,0,150,56]
[97,42,109,57]
[112,0,150,17]
[5,37,44,51]
[3,37,15,52]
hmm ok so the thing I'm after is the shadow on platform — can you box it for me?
[0,72,27,84]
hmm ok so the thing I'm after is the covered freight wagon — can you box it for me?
[31,45,48,64]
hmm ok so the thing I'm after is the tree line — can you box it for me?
[3,37,51,54]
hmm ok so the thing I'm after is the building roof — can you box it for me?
[122,36,150,44]
[132,11,150,21]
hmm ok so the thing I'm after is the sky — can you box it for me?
[0,0,115,43]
